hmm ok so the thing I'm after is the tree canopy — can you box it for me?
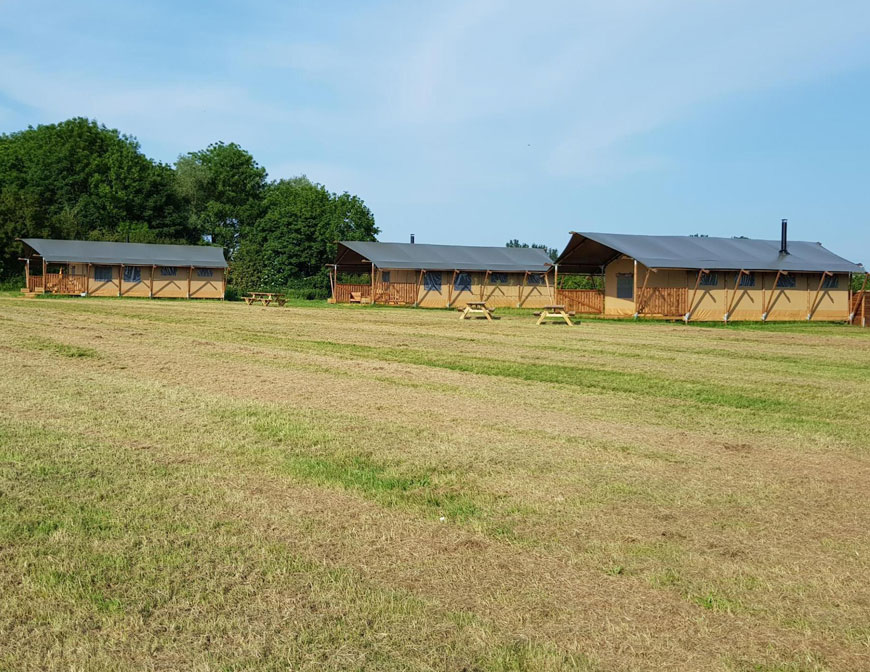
[506,239,559,261]
[0,118,378,292]
[0,118,188,277]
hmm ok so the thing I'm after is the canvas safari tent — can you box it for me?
[19,238,228,299]
[330,240,554,308]
[554,223,866,322]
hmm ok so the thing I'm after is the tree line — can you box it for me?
[0,118,379,295]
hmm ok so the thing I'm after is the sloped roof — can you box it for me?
[556,232,863,274]
[335,241,552,272]
[20,238,228,268]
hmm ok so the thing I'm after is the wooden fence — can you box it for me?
[374,281,418,305]
[851,293,868,326]
[637,287,688,317]
[29,273,88,295]
[333,284,371,303]
[557,289,604,314]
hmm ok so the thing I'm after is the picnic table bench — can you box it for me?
[459,301,494,321]
[244,292,286,307]
[535,304,575,326]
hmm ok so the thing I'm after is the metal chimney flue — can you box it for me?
[780,219,789,255]
[410,233,415,244]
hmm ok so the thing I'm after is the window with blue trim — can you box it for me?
[94,266,113,282]
[123,266,141,283]
[423,271,441,292]
[197,268,214,278]
[822,274,838,289]
[616,273,633,299]
[700,272,718,287]
[776,274,796,288]
[738,272,755,287]
[528,273,545,285]
[381,271,390,283]
[160,266,177,277]
[491,272,508,284]
[454,272,472,292]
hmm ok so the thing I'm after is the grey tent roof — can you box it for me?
[20,238,228,268]
[335,241,552,272]
[555,232,864,274]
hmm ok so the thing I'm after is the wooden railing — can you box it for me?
[851,293,868,326]
[334,283,371,303]
[637,287,688,316]
[557,289,604,314]
[31,273,88,295]
[374,281,417,305]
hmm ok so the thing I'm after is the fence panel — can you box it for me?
[557,289,604,314]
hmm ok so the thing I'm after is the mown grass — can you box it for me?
[1,294,869,671]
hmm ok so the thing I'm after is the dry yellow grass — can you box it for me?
[1,295,869,671]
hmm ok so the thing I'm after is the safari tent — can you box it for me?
[554,224,866,322]
[19,238,227,299]
[330,241,554,308]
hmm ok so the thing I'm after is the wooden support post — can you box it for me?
[328,265,336,299]
[762,270,784,321]
[554,264,559,302]
[480,270,490,302]
[150,265,156,298]
[42,258,47,293]
[808,272,830,321]
[24,258,30,291]
[415,269,424,307]
[370,263,375,305]
[685,269,707,322]
[447,270,457,308]
[634,266,652,318]
[119,264,124,297]
[544,268,552,304]
[632,259,638,319]
[849,272,868,324]
[188,266,193,299]
[724,270,748,323]
[86,263,90,296]
[518,271,528,307]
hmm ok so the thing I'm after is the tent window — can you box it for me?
[381,271,391,283]
[491,272,508,284]
[161,267,177,277]
[738,272,755,287]
[528,273,545,285]
[454,272,472,292]
[616,273,633,299]
[776,274,796,288]
[94,266,113,282]
[700,272,718,287]
[423,272,441,292]
[822,275,838,289]
[197,268,214,278]
[123,266,141,283]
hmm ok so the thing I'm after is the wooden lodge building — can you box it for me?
[553,225,866,323]
[19,238,227,299]
[330,240,555,308]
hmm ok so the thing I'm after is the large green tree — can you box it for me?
[233,177,378,291]
[174,142,267,257]
[0,118,189,277]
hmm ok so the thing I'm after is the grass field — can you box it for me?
[1,294,869,671]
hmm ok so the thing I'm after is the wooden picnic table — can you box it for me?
[244,292,286,307]
[536,304,574,326]
[459,301,494,321]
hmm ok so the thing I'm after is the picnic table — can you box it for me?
[244,292,286,307]
[459,301,494,321]
[536,304,574,326]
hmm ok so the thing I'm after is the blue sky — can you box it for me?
[2,0,869,264]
